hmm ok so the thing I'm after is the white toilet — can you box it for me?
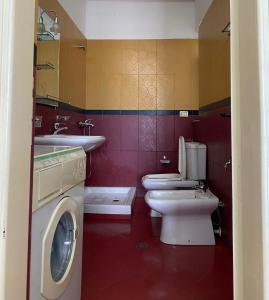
[145,189,219,245]
[142,136,206,190]
[142,136,207,217]
[143,136,219,245]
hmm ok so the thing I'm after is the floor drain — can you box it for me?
[136,242,149,249]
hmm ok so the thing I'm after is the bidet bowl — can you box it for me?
[145,189,219,245]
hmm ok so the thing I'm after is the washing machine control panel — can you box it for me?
[33,148,86,212]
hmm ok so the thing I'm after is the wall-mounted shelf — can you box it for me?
[36,96,59,107]
[36,62,55,70]
[37,32,55,41]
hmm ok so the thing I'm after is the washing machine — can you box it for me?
[30,146,86,300]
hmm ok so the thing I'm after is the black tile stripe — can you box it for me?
[36,98,199,116]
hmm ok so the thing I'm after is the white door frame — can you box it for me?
[0,0,35,299]
[231,0,269,299]
[259,0,269,298]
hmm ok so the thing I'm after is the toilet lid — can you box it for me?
[178,136,186,179]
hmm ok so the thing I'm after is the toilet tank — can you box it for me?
[185,142,206,180]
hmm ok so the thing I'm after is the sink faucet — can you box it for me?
[78,119,94,135]
[53,122,68,135]
[78,119,94,128]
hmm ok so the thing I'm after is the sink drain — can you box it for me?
[136,242,149,249]
[113,199,120,202]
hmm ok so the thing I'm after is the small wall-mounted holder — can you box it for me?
[160,155,171,164]
[224,158,232,171]
[56,115,71,122]
[35,116,43,128]
[72,45,86,51]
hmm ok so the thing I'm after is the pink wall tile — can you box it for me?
[157,116,175,151]
[101,115,121,151]
[139,115,157,151]
[174,116,194,144]
[121,115,139,151]
[157,151,178,174]
[86,149,138,187]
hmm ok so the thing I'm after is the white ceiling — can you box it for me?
[86,0,194,1]
[59,0,212,39]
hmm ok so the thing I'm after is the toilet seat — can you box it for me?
[142,174,198,190]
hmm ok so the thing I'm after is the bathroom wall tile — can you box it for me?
[60,110,84,135]
[157,115,175,151]
[157,75,175,110]
[138,40,157,75]
[157,39,178,75]
[86,40,104,75]
[35,105,84,136]
[139,115,157,151]
[174,116,194,144]
[138,75,157,110]
[86,73,106,109]
[102,115,121,151]
[120,75,139,110]
[101,41,123,74]
[85,115,104,136]
[87,149,138,187]
[120,115,139,151]
[122,40,138,75]
[86,73,121,109]
[157,151,178,174]
[101,74,121,110]
[174,71,199,110]
[35,105,58,135]
[117,151,138,186]
[138,151,157,176]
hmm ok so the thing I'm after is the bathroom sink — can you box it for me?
[34,135,106,152]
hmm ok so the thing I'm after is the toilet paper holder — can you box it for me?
[160,155,171,164]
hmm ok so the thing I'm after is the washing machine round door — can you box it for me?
[41,196,80,300]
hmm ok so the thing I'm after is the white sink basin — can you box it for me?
[34,135,106,152]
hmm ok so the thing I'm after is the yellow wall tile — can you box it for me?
[85,39,198,111]
[101,41,123,74]
[122,40,138,75]
[157,40,178,75]
[174,70,198,110]
[86,73,105,109]
[139,75,157,110]
[121,75,139,109]
[101,73,121,109]
[157,75,175,110]
[138,40,157,75]
[87,40,104,75]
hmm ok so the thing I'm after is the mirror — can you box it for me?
[36,8,60,100]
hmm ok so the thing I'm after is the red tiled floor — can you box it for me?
[81,198,233,300]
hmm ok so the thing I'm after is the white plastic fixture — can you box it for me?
[142,136,206,191]
[34,135,106,152]
[145,189,219,246]
[84,187,136,215]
